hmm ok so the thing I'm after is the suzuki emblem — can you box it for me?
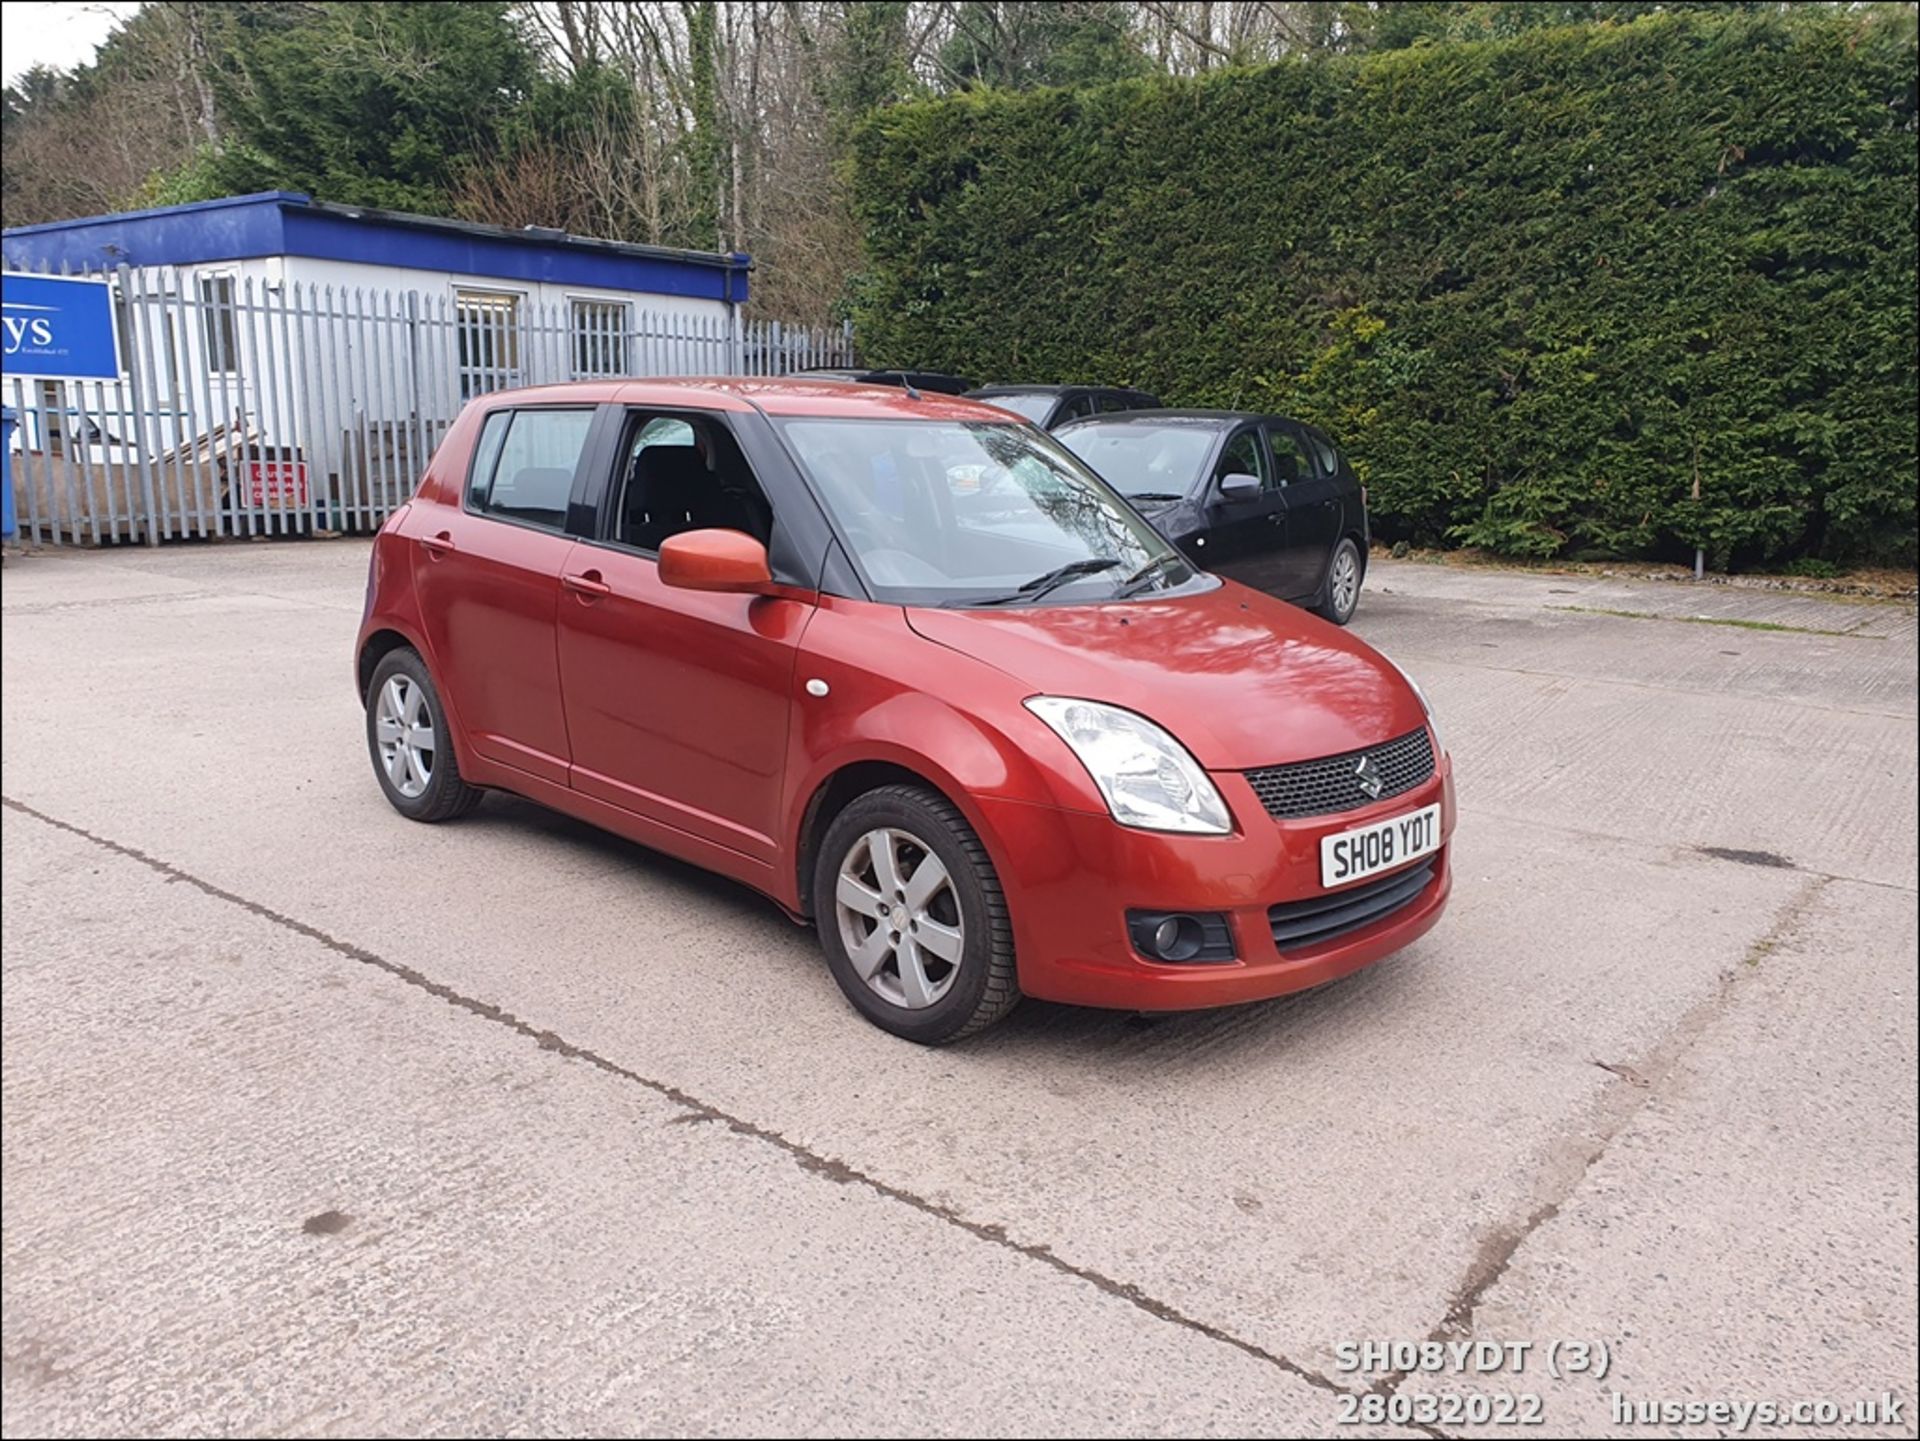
[1354,754,1385,799]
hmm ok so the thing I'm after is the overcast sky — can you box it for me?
[2,1,140,86]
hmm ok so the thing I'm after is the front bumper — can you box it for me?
[979,747,1454,1011]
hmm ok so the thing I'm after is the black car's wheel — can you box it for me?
[814,784,1020,1044]
[365,647,484,822]
[1313,538,1364,625]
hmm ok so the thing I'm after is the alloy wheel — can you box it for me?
[833,827,965,1009]
[1331,545,1360,619]
[375,674,435,799]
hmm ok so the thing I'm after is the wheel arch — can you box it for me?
[1316,528,1368,603]
[356,622,482,781]
[793,758,993,920]
[357,627,419,704]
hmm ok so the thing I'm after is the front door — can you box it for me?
[1268,421,1344,599]
[410,404,596,786]
[1200,424,1287,592]
[1049,391,1099,429]
[554,409,809,865]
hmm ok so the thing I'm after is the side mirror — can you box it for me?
[658,529,774,594]
[1217,472,1262,500]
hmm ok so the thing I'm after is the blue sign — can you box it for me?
[2,272,123,381]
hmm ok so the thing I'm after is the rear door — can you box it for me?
[410,404,597,785]
[1268,419,1344,599]
[553,406,810,868]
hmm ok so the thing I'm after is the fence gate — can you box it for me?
[2,262,855,547]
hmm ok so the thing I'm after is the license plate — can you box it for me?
[1320,803,1442,889]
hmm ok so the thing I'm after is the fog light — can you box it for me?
[1127,910,1236,963]
[1153,916,1202,960]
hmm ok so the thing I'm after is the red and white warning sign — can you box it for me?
[246,459,309,509]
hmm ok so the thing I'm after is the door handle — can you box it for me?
[418,532,455,557]
[562,570,612,599]
[1266,513,1284,526]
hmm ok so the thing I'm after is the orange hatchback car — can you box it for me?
[357,379,1452,1042]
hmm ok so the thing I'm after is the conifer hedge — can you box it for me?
[850,12,1918,565]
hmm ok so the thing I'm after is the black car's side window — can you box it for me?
[1266,427,1317,489]
[1058,394,1098,424]
[1215,428,1271,492]
[1306,432,1341,478]
[467,407,595,531]
[1096,393,1135,414]
[610,410,775,555]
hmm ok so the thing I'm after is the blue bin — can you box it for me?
[1,404,17,540]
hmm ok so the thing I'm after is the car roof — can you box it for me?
[1056,407,1301,430]
[966,383,1156,397]
[467,376,1014,421]
[795,367,976,394]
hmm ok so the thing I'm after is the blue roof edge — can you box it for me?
[2,191,313,237]
[3,191,750,275]
[4,191,751,303]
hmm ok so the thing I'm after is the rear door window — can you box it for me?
[1306,431,1341,478]
[1266,426,1316,489]
[467,407,595,531]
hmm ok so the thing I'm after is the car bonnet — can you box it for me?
[903,582,1427,771]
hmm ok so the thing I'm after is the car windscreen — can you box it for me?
[777,418,1200,606]
[970,392,1055,423]
[1057,422,1218,499]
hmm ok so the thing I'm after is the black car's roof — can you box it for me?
[1057,408,1304,429]
[797,368,976,394]
[967,383,1155,397]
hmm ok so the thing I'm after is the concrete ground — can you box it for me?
[1,543,1914,1438]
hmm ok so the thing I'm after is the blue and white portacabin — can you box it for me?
[2,191,752,528]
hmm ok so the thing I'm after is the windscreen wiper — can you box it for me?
[972,558,1122,606]
[1125,491,1185,502]
[1115,551,1186,598]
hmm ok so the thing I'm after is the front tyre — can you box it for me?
[813,784,1019,1044]
[1314,537,1364,626]
[365,647,483,823]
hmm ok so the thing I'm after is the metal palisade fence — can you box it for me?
[2,262,854,546]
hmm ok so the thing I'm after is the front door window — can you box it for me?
[1215,428,1270,491]
[612,412,774,553]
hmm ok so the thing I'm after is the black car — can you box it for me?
[965,383,1164,430]
[1056,409,1369,624]
[795,368,976,395]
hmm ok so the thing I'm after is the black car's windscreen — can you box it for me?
[778,418,1198,606]
[972,393,1055,423]
[1058,423,1218,499]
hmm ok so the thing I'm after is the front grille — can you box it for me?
[1269,858,1437,952]
[1243,727,1435,821]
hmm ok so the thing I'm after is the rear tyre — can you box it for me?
[813,784,1020,1044]
[1313,537,1364,626]
[365,647,483,823]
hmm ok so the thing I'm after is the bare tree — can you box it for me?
[485,2,915,317]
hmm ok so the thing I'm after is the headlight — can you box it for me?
[1024,697,1231,835]
[1379,652,1442,753]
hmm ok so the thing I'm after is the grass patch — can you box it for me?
[1546,605,1875,638]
